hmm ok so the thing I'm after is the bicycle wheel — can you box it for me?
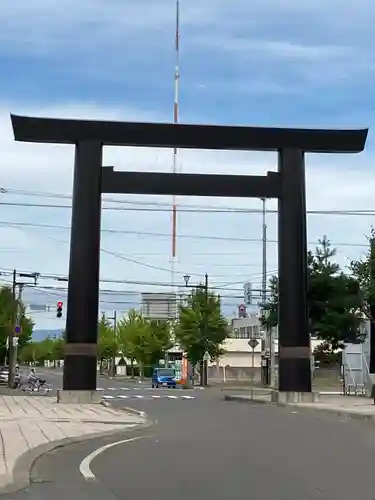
[38,383,49,395]
[18,383,30,393]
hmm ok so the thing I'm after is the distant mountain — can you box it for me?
[32,329,64,341]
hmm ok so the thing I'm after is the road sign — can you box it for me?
[13,325,22,335]
[248,338,259,349]
[13,337,18,347]
[238,303,247,318]
[203,351,211,362]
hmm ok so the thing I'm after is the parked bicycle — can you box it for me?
[19,377,49,396]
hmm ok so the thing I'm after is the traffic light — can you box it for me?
[56,301,63,318]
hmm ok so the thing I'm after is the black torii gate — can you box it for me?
[11,115,368,398]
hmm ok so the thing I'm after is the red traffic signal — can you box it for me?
[56,301,63,318]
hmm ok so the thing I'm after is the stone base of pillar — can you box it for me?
[271,391,320,404]
[56,390,102,404]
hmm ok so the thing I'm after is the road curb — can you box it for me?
[0,418,151,496]
[121,406,148,418]
[102,399,149,420]
[224,394,375,422]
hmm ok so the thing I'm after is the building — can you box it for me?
[141,292,177,320]
[207,315,324,381]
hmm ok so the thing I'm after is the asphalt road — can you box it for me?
[5,369,375,499]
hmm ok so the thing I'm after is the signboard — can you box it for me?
[238,304,247,318]
[181,356,189,385]
[203,351,211,362]
[13,325,22,335]
[173,360,182,382]
[248,338,259,349]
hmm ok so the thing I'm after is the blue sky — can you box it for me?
[1,0,375,329]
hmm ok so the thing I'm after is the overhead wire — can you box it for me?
[2,186,375,216]
[0,220,369,247]
[1,199,375,216]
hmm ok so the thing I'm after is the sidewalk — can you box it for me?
[224,392,375,421]
[0,395,146,492]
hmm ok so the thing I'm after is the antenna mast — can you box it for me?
[171,0,180,299]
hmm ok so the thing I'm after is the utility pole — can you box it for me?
[261,198,267,310]
[8,270,39,388]
[183,273,210,387]
[108,311,117,377]
[261,198,272,386]
[7,270,17,388]
[203,272,209,387]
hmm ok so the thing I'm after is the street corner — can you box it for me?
[0,398,150,495]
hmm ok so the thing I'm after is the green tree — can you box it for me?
[148,319,173,365]
[0,286,33,364]
[19,340,46,364]
[175,285,227,378]
[98,313,117,372]
[116,310,171,378]
[349,227,375,369]
[51,335,65,363]
[261,236,363,349]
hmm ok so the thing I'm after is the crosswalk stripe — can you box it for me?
[135,395,144,399]
[167,395,178,399]
[118,395,129,399]
[151,395,161,399]
[181,395,195,399]
[102,395,115,399]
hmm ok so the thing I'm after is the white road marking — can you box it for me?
[181,395,195,399]
[96,388,105,391]
[102,395,115,399]
[118,395,129,399]
[135,395,144,398]
[151,395,161,399]
[107,387,117,391]
[120,387,130,391]
[79,436,149,481]
[319,391,342,395]
[167,395,178,399]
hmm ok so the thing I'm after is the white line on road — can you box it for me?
[96,388,105,391]
[102,395,115,399]
[79,435,150,481]
[319,391,343,395]
[167,395,178,399]
[135,395,144,399]
[120,387,130,391]
[181,395,195,399]
[118,395,129,399]
[151,395,161,398]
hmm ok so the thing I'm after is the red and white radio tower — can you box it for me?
[171,0,180,298]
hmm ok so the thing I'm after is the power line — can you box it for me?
[2,199,375,216]
[0,268,267,292]
[0,220,369,247]
[23,283,264,302]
